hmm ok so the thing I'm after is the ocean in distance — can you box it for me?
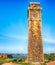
[12,54,27,58]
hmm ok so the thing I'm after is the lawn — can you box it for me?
[0,58,34,65]
[0,58,45,65]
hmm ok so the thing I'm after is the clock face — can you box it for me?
[33,13,38,18]
[29,11,39,20]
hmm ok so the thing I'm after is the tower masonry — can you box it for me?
[28,2,44,64]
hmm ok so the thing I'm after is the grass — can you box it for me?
[0,58,45,65]
[13,62,34,65]
[0,58,35,65]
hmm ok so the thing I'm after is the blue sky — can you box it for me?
[0,0,55,54]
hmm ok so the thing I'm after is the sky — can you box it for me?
[0,0,55,54]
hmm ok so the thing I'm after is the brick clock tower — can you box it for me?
[28,2,44,64]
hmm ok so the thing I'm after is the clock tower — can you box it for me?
[28,2,44,64]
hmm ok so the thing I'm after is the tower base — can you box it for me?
[25,57,44,65]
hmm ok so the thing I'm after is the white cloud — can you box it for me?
[43,24,55,44]
[42,25,55,53]
[6,34,27,40]
[0,34,27,40]
[43,37,55,44]
[44,47,55,54]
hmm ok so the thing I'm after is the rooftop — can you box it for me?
[29,2,40,7]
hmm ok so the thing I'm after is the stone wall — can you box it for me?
[28,2,44,64]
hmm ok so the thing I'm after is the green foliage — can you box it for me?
[40,63,46,65]
[0,58,34,65]
[0,53,55,65]
[0,58,6,64]
[5,58,14,62]
[14,62,34,65]
[44,53,55,63]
